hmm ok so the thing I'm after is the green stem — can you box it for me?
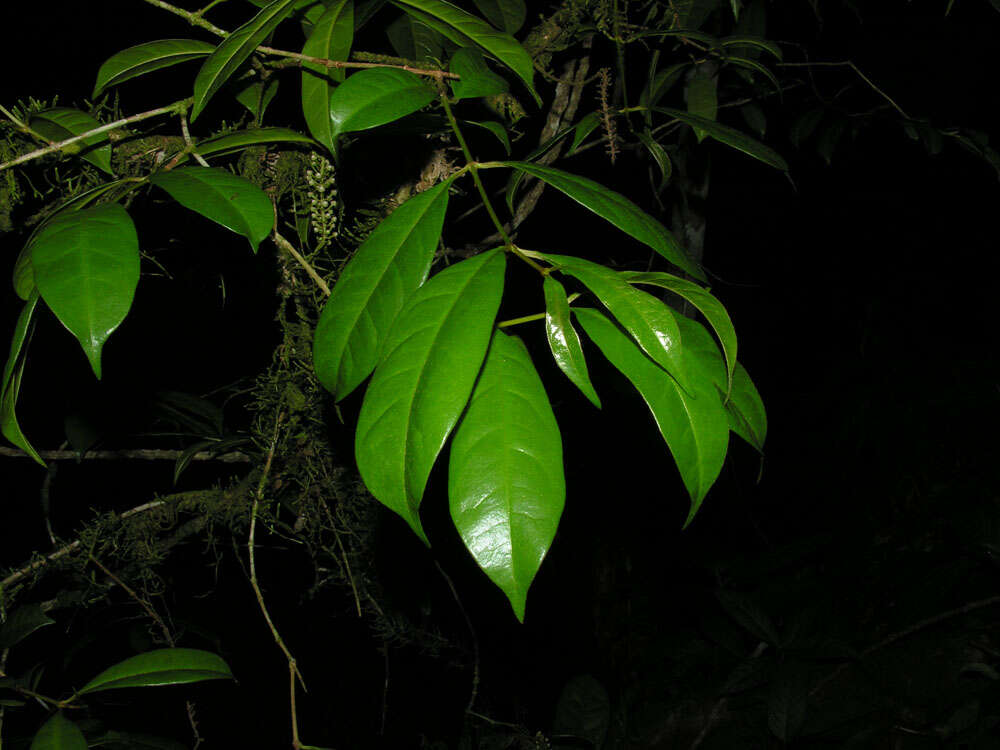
[440,98,548,274]
[498,292,580,328]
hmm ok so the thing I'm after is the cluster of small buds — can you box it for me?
[304,152,339,250]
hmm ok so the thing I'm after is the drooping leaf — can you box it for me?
[195,127,315,158]
[0,603,55,649]
[386,12,446,61]
[191,0,301,121]
[656,107,788,171]
[465,120,510,154]
[29,713,87,750]
[93,39,215,97]
[471,0,526,33]
[639,63,688,112]
[637,131,672,193]
[150,167,274,251]
[328,67,436,141]
[574,308,729,523]
[234,75,280,121]
[391,0,538,103]
[543,255,688,389]
[721,35,782,60]
[0,292,43,465]
[29,108,113,175]
[449,329,564,621]
[723,55,782,95]
[621,270,736,392]
[449,47,509,101]
[500,162,703,279]
[685,72,717,142]
[568,111,601,154]
[313,179,452,400]
[29,204,140,379]
[78,648,234,694]
[542,276,600,408]
[302,0,354,152]
[355,249,506,543]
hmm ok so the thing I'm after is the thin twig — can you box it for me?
[89,555,174,645]
[273,232,331,296]
[0,100,189,173]
[180,112,210,167]
[435,561,480,714]
[0,447,251,462]
[776,60,909,119]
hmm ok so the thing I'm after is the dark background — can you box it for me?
[2,1,999,748]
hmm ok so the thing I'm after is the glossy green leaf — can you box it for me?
[29,108,113,175]
[542,276,600,408]
[195,127,315,158]
[656,107,788,171]
[0,292,43,465]
[78,648,234,694]
[574,308,728,524]
[472,0,526,33]
[568,111,601,154]
[621,270,736,392]
[465,120,510,154]
[355,249,506,543]
[391,0,538,103]
[234,75,279,121]
[637,131,672,193]
[313,179,452,400]
[302,0,354,152]
[150,167,274,251]
[191,0,301,121]
[0,603,55,649]
[500,162,703,280]
[29,204,139,379]
[386,13,445,61]
[328,67,436,140]
[685,73,717,142]
[543,254,689,389]
[670,313,766,452]
[450,48,509,101]
[93,39,215,97]
[449,329,564,622]
[29,713,87,750]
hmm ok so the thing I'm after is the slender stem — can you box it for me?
[273,232,331,296]
[498,293,580,328]
[0,100,190,173]
[89,555,174,645]
[776,60,909,119]
[0,446,250,462]
[180,112,209,167]
[196,0,228,15]
[140,0,456,78]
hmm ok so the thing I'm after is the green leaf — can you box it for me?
[29,713,87,750]
[313,179,452,400]
[29,204,139,379]
[234,75,279,121]
[685,73,717,142]
[637,131,672,193]
[302,0,354,152]
[0,603,55,649]
[191,0,301,121]
[1,292,43,465]
[568,111,601,154]
[656,107,788,171]
[355,249,506,543]
[93,39,215,97]
[449,48,509,101]
[574,308,729,523]
[500,162,703,280]
[720,35,782,60]
[78,648,234,694]
[542,276,600,408]
[449,329,564,622]
[195,127,315,158]
[391,0,538,103]
[471,0,526,33]
[465,120,510,154]
[29,108,113,175]
[639,63,688,113]
[328,67,436,141]
[386,13,445,61]
[723,55,781,95]
[740,102,766,137]
[150,167,274,251]
[621,270,736,392]
[543,255,688,389]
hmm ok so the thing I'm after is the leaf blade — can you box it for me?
[449,329,564,621]
[355,249,506,543]
[78,648,234,694]
[302,0,354,152]
[313,179,452,400]
[93,39,215,97]
[328,67,436,140]
[1,292,43,465]
[542,276,600,408]
[29,108,113,175]
[29,713,87,750]
[656,107,788,171]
